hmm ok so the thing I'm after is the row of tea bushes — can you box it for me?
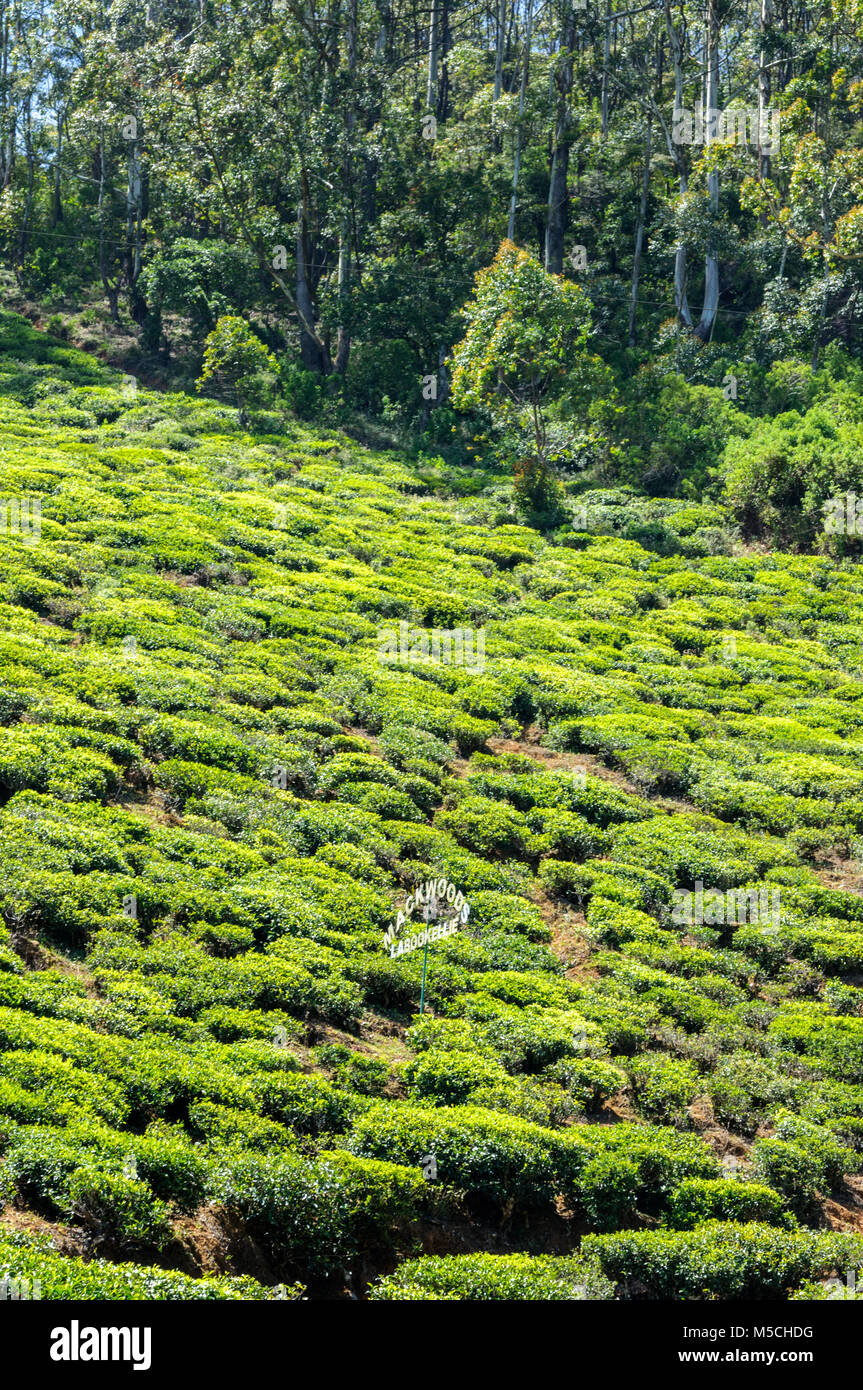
[0,1229,283,1300]
[2,318,863,1295]
[370,1223,863,1300]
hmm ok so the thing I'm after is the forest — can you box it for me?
[2,0,863,526]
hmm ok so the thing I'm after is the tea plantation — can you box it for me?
[4,310,863,1301]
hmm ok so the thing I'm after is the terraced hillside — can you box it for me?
[4,310,863,1301]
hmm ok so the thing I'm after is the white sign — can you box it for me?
[382,876,469,959]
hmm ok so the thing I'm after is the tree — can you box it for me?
[449,240,592,519]
[545,0,578,275]
[196,315,278,425]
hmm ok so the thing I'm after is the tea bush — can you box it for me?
[586,1222,863,1299]
[666,1179,793,1230]
[369,1252,614,1300]
[0,322,862,1297]
[0,1231,280,1299]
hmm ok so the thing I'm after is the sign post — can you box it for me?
[418,893,439,1015]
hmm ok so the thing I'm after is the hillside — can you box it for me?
[3,311,863,1302]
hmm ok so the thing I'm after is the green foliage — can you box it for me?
[586,1222,863,1299]
[0,1230,280,1299]
[449,241,592,449]
[449,241,590,522]
[436,795,530,858]
[211,1149,422,1272]
[0,318,860,1301]
[723,403,863,548]
[578,1153,641,1229]
[628,1054,702,1126]
[546,1056,627,1112]
[209,1152,353,1273]
[666,1179,793,1230]
[66,1169,173,1249]
[370,1252,613,1301]
[197,317,278,417]
[346,1102,578,1204]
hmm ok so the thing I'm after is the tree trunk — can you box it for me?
[426,0,439,111]
[0,0,14,191]
[757,0,771,183]
[296,194,326,372]
[50,108,63,227]
[97,130,120,322]
[334,234,351,374]
[493,0,506,104]
[628,112,652,346]
[335,0,357,375]
[600,0,611,136]
[438,0,452,117]
[664,0,692,326]
[695,0,719,341]
[15,95,34,283]
[545,2,576,274]
[437,343,449,403]
[507,0,533,240]
[492,0,506,149]
[125,115,146,325]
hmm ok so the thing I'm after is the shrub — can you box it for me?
[537,859,592,900]
[628,1054,701,1126]
[752,1140,832,1210]
[586,1222,863,1299]
[4,1127,90,1212]
[316,1151,424,1244]
[403,1050,509,1105]
[449,716,496,756]
[436,796,529,859]
[131,1123,209,1211]
[66,1169,173,1249]
[314,1044,390,1097]
[346,1102,581,1205]
[197,315,278,417]
[254,1071,355,1135]
[587,899,662,948]
[527,807,605,859]
[579,1153,640,1229]
[706,1054,806,1135]
[667,1178,792,1229]
[210,1153,351,1274]
[369,1252,613,1301]
[0,1231,279,1299]
[575,1123,719,1207]
[723,403,863,548]
[546,1057,627,1112]
[188,1101,296,1152]
[466,891,550,942]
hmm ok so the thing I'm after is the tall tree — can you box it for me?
[545,0,577,273]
